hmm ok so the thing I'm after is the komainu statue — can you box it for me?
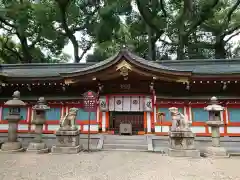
[59,107,79,130]
[169,107,191,131]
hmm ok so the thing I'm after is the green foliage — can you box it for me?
[0,0,68,63]
[0,0,239,64]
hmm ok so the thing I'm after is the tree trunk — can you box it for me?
[69,35,80,63]
[147,25,156,61]
[215,36,226,59]
[177,34,185,60]
[146,25,157,61]
[19,36,32,63]
[58,5,80,63]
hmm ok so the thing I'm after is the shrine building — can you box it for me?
[0,49,240,136]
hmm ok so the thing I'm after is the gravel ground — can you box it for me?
[0,151,239,180]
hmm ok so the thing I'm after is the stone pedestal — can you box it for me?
[27,124,48,153]
[1,117,24,152]
[205,121,228,157]
[204,96,228,157]
[168,131,200,157]
[27,142,48,153]
[205,146,228,157]
[27,97,50,153]
[1,91,26,152]
[51,130,81,154]
[1,142,24,152]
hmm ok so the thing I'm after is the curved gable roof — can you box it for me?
[60,49,192,77]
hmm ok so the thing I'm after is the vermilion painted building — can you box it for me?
[0,49,240,136]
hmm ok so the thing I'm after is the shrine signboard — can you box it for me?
[82,90,97,152]
[83,90,97,112]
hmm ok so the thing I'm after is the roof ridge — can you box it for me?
[0,62,95,67]
[0,62,95,70]
[158,58,240,64]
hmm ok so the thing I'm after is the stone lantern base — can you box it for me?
[51,129,81,154]
[205,146,229,157]
[27,142,49,153]
[205,121,229,157]
[1,141,24,152]
[168,131,200,157]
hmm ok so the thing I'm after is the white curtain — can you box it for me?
[114,96,123,111]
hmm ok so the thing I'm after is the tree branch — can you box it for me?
[0,22,13,32]
[29,27,43,49]
[56,0,80,62]
[135,0,164,35]
[0,16,15,29]
[225,30,240,43]
[2,38,23,61]
[158,38,177,46]
[79,42,93,61]
[225,0,240,23]
[186,0,219,35]
[71,6,100,32]
[160,0,167,17]
[223,24,240,36]
[188,42,215,49]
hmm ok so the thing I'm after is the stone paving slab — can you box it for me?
[0,151,240,180]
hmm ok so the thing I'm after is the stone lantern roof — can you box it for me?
[204,96,224,112]
[4,91,26,106]
[32,97,50,110]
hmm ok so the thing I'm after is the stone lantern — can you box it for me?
[27,97,50,153]
[1,91,26,152]
[204,96,228,157]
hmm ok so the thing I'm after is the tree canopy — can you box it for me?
[0,0,239,64]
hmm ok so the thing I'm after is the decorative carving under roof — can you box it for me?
[116,60,132,80]
[116,60,132,71]
[64,78,74,85]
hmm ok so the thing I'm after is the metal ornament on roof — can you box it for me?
[83,90,97,112]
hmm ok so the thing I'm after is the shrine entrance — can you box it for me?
[109,111,144,135]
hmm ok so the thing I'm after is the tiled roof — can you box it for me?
[0,63,93,78]
[0,50,240,79]
[159,59,240,74]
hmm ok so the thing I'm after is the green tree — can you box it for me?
[0,0,67,63]
[53,0,101,63]
[200,0,240,59]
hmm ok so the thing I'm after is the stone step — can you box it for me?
[102,148,148,152]
[103,135,147,141]
[104,139,147,145]
[103,143,148,150]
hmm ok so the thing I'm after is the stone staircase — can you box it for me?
[103,135,148,151]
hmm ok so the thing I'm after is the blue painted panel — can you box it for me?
[158,107,183,121]
[77,108,96,121]
[192,108,208,122]
[46,108,61,121]
[2,107,27,120]
[228,108,240,122]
